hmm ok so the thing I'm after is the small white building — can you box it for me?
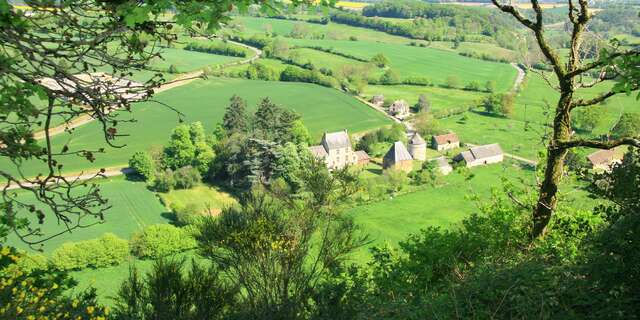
[454,143,504,168]
[388,100,411,119]
[408,132,427,161]
[431,133,460,151]
[309,130,358,170]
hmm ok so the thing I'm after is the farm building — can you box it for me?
[454,143,504,168]
[383,141,414,172]
[434,156,453,175]
[371,94,385,107]
[408,132,427,160]
[355,150,371,166]
[309,130,359,170]
[586,148,623,171]
[388,100,411,119]
[431,132,460,151]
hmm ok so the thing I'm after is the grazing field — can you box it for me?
[362,84,485,112]
[3,78,390,178]
[288,39,517,92]
[6,177,170,253]
[233,16,422,45]
[349,160,533,261]
[148,47,243,73]
[439,111,548,159]
[514,73,640,136]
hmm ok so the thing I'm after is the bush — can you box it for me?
[153,169,176,192]
[174,166,202,190]
[51,233,129,270]
[129,151,156,181]
[130,224,197,259]
[380,68,401,85]
[172,203,201,226]
[184,41,247,57]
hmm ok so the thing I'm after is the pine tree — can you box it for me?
[223,95,248,133]
[254,97,280,139]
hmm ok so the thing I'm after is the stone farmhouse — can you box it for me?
[431,132,460,151]
[408,132,427,160]
[371,94,385,107]
[434,156,453,175]
[586,148,623,171]
[388,100,411,119]
[454,143,504,168]
[383,141,414,172]
[309,130,359,170]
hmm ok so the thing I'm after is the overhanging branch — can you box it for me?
[557,137,640,149]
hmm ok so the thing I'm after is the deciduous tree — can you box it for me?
[491,0,640,237]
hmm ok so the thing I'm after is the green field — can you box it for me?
[6,177,170,253]
[2,78,390,178]
[288,39,517,92]
[348,161,533,260]
[362,84,485,112]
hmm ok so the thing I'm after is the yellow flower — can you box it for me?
[86,306,95,314]
[71,299,79,308]
[51,283,59,290]
[1,247,10,256]
[16,306,24,314]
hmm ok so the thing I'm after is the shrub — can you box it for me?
[130,224,197,259]
[153,169,176,192]
[380,68,401,85]
[51,233,129,270]
[184,41,247,57]
[172,203,201,226]
[129,151,156,181]
[174,166,202,189]
[168,64,179,74]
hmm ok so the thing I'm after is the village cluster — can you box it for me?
[310,93,624,175]
[309,128,505,175]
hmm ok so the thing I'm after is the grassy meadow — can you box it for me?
[3,78,390,178]
[6,177,170,253]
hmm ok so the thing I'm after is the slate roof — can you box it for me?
[322,130,351,150]
[409,132,426,145]
[435,156,450,168]
[384,141,413,163]
[355,150,370,161]
[432,132,460,145]
[469,143,503,160]
[309,145,328,158]
[456,144,503,162]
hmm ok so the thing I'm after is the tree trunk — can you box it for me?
[531,90,573,238]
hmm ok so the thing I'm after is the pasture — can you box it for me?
[287,39,517,92]
[3,78,390,178]
[6,177,170,253]
[362,84,485,112]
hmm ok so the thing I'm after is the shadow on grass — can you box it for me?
[366,167,383,175]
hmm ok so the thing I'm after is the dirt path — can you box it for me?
[510,62,526,92]
[33,41,262,141]
[5,166,132,191]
